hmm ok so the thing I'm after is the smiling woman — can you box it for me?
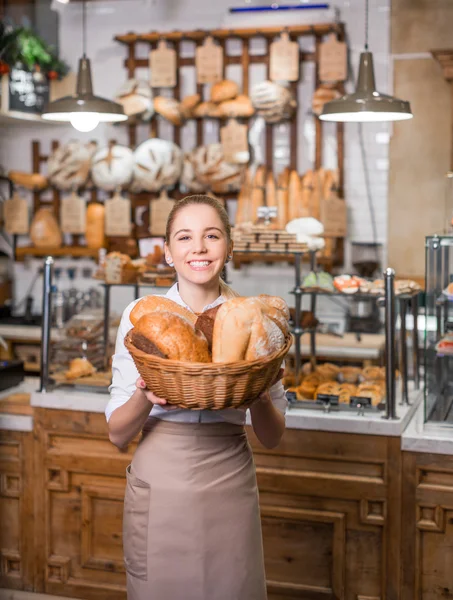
[164,194,238,308]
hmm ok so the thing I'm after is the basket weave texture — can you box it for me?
[125,333,292,410]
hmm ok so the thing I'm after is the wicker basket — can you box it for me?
[125,333,292,410]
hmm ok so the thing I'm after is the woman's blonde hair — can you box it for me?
[165,194,240,300]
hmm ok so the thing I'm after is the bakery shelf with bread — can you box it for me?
[114,23,347,267]
[124,294,291,409]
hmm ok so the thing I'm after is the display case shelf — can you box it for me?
[14,246,99,261]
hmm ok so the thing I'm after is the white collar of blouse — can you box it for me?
[165,283,226,314]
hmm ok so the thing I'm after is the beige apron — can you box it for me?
[123,418,267,600]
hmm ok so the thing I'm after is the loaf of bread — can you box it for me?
[217,95,254,118]
[180,94,201,119]
[212,296,288,363]
[130,295,197,326]
[194,305,221,351]
[154,96,183,126]
[132,312,211,362]
[210,80,239,103]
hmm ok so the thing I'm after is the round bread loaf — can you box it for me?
[132,311,211,362]
[132,138,183,192]
[130,295,197,326]
[194,305,221,352]
[184,144,244,193]
[250,80,296,123]
[116,78,154,120]
[91,143,135,191]
[180,94,201,119]
[47,140,97,191]
[210,80,239,103]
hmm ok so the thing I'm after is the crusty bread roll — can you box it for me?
[154,96,183,126]
[130,296,197,326]
[217,95,254,118]
[132,312,211,362]
[180,94,201,119]
[85,202,106,250]
[194,305,221,351]
[212,296,288,363]
[210,80,239,103]
[193,101,222,118]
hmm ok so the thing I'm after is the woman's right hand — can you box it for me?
[135,377,168,406]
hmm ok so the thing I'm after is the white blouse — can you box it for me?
[105,284,288,424]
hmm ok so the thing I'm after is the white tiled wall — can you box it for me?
[0,0,393,319]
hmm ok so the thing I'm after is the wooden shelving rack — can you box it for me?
[115,23,347,269]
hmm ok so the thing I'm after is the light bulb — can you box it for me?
[70,112,100,132]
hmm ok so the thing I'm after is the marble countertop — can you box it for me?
[402,401,453,455]
[0,378,37,432]
[31,381,421,437]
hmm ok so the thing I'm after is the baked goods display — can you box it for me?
[64,357,97,380]
[104,252,139,284]
[47,141,97,191]
[283,361,399,408]
[153,96,184,126]
[124,294,291,409]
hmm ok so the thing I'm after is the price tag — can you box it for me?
[149,39,177,88]
[4,192,29,234]
[105,254,123,284]
[320,190,347,237]
[149,190,174,237]
[195,36,223,84]
[220,119,249,164]
[105,192,132,237]
[60,191,86,234]
[319,34,347,83]
[270,32,299,82]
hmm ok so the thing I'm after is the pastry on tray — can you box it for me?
[299,373,324,399]
[64,357,97,380]
[315,382,340,399]
[355,383,384,406]
[316,362,340,381]
[340,366,362,383]
[334,275,360,294]
[337,383,357,404]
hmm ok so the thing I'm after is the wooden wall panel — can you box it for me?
[401,451,453,600]
[0,431,35,592]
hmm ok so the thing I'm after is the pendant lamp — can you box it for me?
[42,1,127,132]
[319,0,412,123]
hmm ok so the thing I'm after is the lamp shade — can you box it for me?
[42,57,127,125]
[319,52,413,123]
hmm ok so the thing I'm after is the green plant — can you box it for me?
[0,21,69,79]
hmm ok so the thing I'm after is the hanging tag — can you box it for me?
[4,192,29,234]
[196,36,223,84]
[60,191,86,234]
[149,39,177,88]
[270,32,299,82]
[105,192,132,237]
[220,119,249,164]
[149,189,175,237]
[105,253,123,284]
[319,34,347,83]
[320,190,347,237]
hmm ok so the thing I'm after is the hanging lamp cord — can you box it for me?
[364,0,369,50]
[82,0,87,58]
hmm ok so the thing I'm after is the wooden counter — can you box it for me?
[2,389,453,599]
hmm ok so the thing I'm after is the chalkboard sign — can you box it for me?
[8,67,49,114]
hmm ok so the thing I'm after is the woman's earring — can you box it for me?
[166,259,174,267]
[226,254,233,263]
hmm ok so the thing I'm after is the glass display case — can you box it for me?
[424,235,453,423]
